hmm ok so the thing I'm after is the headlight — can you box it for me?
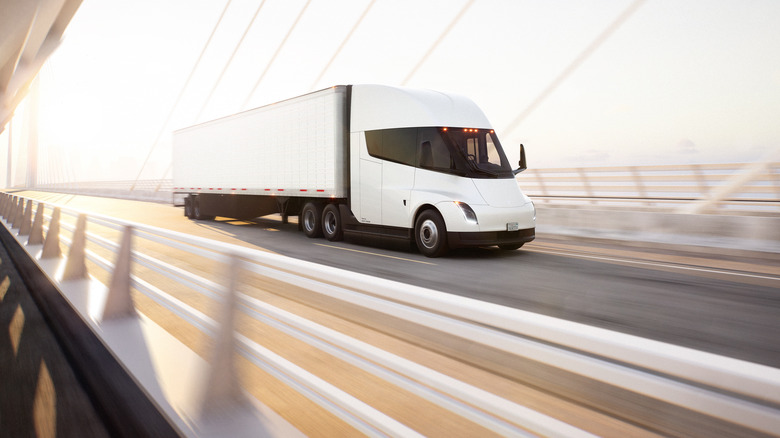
[454,201,478,224]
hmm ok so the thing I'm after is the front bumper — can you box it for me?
[448,227,535,248]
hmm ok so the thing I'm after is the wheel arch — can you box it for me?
[411,203,439,229]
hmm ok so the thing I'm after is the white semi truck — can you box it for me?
[173,85,535,257]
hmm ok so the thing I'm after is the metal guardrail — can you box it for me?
[517,162,780,214]
[1,192,780,436]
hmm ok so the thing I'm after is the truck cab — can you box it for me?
[344,85,535,256]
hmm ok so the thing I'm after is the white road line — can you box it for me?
[315,243,437,266]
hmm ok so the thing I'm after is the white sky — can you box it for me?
[3,0,780,183]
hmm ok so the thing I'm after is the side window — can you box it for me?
[365,130,382,157]
[418,127,452,170]
[486,132,500,164]
[365,128,417,166]
[383,128,417,166]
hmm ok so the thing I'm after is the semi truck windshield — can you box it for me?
[440,127,513,178]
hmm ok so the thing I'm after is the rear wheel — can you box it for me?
[192,198,214,221]
[415,210,448,258]
[301,202,323,238]
[498,243,523,251]
[322,204,343,241]
[184,197,193,218]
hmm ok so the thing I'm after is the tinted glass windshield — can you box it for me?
[441,127,513,178]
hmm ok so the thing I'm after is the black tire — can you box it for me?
[322,204,343,241]
[192,198,214,221]
[415,210,448,258]
[184,197,193,219]
[301,202,323,238]
[498,243,523,251]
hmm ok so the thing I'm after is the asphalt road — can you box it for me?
[16,191,780,369]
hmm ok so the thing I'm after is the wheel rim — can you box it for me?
[304,209,316,232]
[324,211,337,235]
[419,219,439,249]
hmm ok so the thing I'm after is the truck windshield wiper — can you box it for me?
[464,158,498,177]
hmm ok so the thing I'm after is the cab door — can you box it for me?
[379,129,416,228]
[356,132,382,224]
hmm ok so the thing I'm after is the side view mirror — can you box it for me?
[513,144,527,175]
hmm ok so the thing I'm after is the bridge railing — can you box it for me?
[517,162,780,214]
[1,192,779,436]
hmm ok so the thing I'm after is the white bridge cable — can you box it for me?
[241,0,313,110]
[502,0,648,136]
[194,0,268,123]
[308,0,378,91]
[401,0,475,86]
[131,0,234,191]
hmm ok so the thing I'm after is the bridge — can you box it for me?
[2,1,780,437]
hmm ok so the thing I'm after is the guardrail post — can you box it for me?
[532,168,549,203]
[41,207,62,259]
[0,194,7,219]
[691,164,708,200]
[9,196,17,220]
[11,197,23,229]
[102,226,136,320]
[629,166,649,206]
[19,200,33,236]
[578,168,596,204]
[28,202,45,245]
[3,195,9,219]
[199,253,245,419]
[62,214,88,280]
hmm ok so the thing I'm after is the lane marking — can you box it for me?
[314,243,437,265]
[529,248,780,282]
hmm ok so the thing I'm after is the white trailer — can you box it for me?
[173,85,535,257]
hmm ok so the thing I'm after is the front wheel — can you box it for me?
[415,210,448,258]
[322,204,343,241]
[301,202,323,238]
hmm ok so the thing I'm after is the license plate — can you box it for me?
[507,222,519,231]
